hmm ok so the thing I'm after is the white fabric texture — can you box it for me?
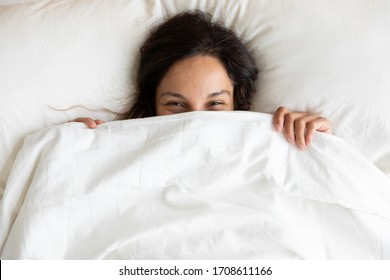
[1,112,389,259]
[1,0,390,198]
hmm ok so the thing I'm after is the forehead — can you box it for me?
[156,55,233,98]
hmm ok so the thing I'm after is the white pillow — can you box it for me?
[252,0,390,176]
[1,0,390,196]
[0,0,37,4]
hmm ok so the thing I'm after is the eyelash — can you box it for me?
[208,101,225,107]
[167,101,185,107]
[165,101,226,109]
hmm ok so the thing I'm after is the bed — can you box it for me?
[0,0,389,259]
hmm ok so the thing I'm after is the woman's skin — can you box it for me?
[73,55,332,150]
[156,55,234,114]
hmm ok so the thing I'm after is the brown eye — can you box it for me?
[167,101,185,107]
[208,101,225,108]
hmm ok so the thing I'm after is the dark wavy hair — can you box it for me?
[117,10,258,120]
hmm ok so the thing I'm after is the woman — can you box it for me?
[74,10,331,150]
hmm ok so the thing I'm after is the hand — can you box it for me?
[273,106,332,150]
[69,117,105,129]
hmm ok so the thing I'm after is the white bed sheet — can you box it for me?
[1,112,389,259]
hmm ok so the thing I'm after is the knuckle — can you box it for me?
[284,113,293,122]
[294,118,305,128]
[307,122,316,130]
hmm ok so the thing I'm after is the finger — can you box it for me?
[294,114,319,150]
[282,112,309,145]
[85,119,97,129]
[305,117,332,146]
[73,117,97,129]
[272,106,288,132]
[305,122,317,147]
[283,113,296,144]
[315,117,332,134]
[95,120,105,125]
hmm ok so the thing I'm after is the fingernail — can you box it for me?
[274,124,281,132]
[298,144,306,150]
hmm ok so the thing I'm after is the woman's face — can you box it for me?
[156,55,234,116]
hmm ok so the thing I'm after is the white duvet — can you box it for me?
[0,112,389,259]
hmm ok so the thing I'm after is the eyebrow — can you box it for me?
[160,90,231,99]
